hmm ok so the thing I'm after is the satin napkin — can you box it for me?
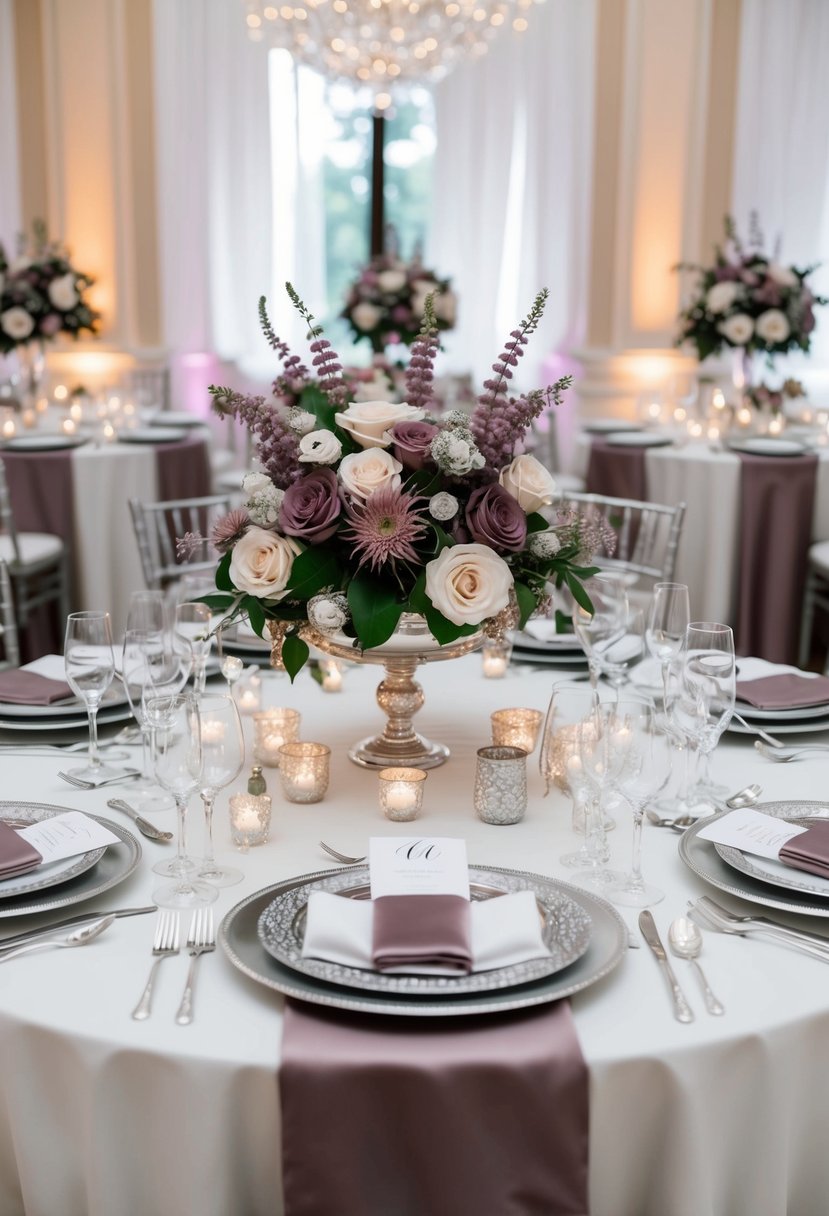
[0,667,73,706]
[0,821,42,879]
[372,894,472,973]
[302,888,550,976]
[779,821,829,880]
[736,672,829,711]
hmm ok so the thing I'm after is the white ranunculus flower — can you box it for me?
[425,543,514,627]
[288,408,316,435]
[351,301,382,332]
[428,492,459,521]
[529,530,562,559]
[0,307,35,341]
[298,428,343,465]
[307,592,349,635]
[48,273,79,311]
[338,447,402,500]
[376,269,407,294]
[499,454,557,513]
[335,400,425,449]
[243,472,272,496]
[705,281,740,315]
[755,308,791,345]
[718,312,754,346]
[767,262,798,289]
[229,527,300,600]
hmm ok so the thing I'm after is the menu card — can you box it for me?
[369,837,470,900]
[16,811,120,865]
[697,808,809,860]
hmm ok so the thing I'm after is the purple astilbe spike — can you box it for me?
[286,282,349,407]
[257,296,309,387]
[405,295,440,411]
[207,386,301,489]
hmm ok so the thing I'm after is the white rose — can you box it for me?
[48,272,79,311]
[425,543,514,627]
[229,527,300,600]
[433,290,457,325]
[718,313,754,346]
[288,409,316,435]
[298,428,343,465]
[351,302,382,332]
[499,454,557,513]
[705,281,740,314]
[335,400,425,449]
[243,472,272,496]
[9,256,30,273]
[767,262,798,289]
[353,372,394,402]
[338,447,402,500]
[376,269,407,294]
[755,308,791,344]
[0,307,35,340]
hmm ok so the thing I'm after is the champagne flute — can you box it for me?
[174,602,213,698]
[64,611,120,781]
[538,681,600,860]
[126,590,166,635]
[148,694,217,908]
[674,622,736,806]
[121,630,175,813]
[197,694,245,886]
[646,582,690,714]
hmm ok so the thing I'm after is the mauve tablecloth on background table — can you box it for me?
[585,440,647,503]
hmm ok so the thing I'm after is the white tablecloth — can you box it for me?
[1,657,829,1215]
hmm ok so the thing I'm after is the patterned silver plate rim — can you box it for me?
[679,800,829,919]
[0,801,141,918]
[713,808,829,901]
[0,804,105,898]
[256,867,592,997]
[220,865,628,1017]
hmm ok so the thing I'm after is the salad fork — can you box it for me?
[58,769,141,790]
[319,840,366,865]
[175,908,215,1026]
[754,741,829,763]
[132,910,180,1020]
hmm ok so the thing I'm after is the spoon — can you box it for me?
[668,917,725,1015]
[723,782,762,809]
[646,784,762,831]
[0,916,114,963]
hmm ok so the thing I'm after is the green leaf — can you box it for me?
[423,602,477,646]
[565,572,594,615]
[196,593,236,612]
[245,597,266,638]
[407,572,429,614]
[513,581,537,630]
[285,546,342,599]
[282,632,310,682]
[348,575,404,649]
[215,551,233,592]
[525,512,549,534]
[309,662,324,687]
[554,609,574,635]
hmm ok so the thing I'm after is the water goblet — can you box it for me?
[63,611,121,781]
[125,589,166,635]
[572,573,629,689]
[592,606,645,696]
[539,682,602,865]
[121,630,174,813]
[197,694,245,886]
[175,602,213,698]
[646,582,690,716]
[674,622,736,806]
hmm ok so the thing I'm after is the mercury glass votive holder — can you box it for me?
[235,671,263,716]
[378,767,427,822]
[474,746,528,825]
[490,708,543,755]
[279,742,330,804]
[481,637,513,679]
[229,793,272,848]
[253,707,301,767]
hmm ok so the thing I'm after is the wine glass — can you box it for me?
[674,622,736,807]
[591,606,645,696]
[646,582,690,715]
[197,694,245,886]
[64,611,121,781]
[148,694,217,908]
[538,681,600,864]
[571,702,632,886]
[573,573,629,689]
[121,631,175,813]
[125,589,166,635]
[174,602,213,698]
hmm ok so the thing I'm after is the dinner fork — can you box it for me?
[688,897,829,962]
[58,769,141,790]
[754,741,829,763]
[132,911,180,1020]
[175,908,215,1026]
[730,712,787,748]
[319,840,366,865]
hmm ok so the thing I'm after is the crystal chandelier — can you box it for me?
[242,0,540,95]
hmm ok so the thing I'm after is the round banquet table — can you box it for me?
[1,656,829,1216]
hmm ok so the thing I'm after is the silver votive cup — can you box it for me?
[378,767,427,821]
[229,793,272,848]
[474,745,528,825]
[481,636,512,678]
[253,707,300,767]
[279,742,331,803]
[490,708,543,754]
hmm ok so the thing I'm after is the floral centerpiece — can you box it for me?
[202,285,605,681]
[341,251,456,354]
[0,220,100,357]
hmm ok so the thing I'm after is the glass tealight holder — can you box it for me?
[279,742,330,803]
[481,636,512,678]
[378,767,427,822]
[490,708,543,754]
[319,658,345,692]
[229,793,272,849]
[235,670,262,715]
[474,746,527,825]
[253,707,300,766]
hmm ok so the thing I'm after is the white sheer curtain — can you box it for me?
[732,0,829,395]
[0,0,21,253]
[429,0,596,385]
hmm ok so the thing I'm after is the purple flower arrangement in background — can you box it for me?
[0,220,100,356]
[341,250,456,354]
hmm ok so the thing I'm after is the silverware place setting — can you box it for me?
[0,915,114,963]
[668,916,724,1015]
[688,896,829,963]
[638,910,694,1023]
[106,799,173,843]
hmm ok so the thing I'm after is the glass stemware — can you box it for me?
[126,589,166,635]
[674,622,736,806]
[121,630,175,813]
[148,694,217,908]
[573,573,633,691]
[197,694,245,886]
[175,602,213,698]
[646,582,690,715]
[63,611,121,781]
[539,681,601,866]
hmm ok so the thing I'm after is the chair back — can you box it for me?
[555,491,686,585]
[0,460,22,564]
[0,559,19,668]
[129,495,233,590]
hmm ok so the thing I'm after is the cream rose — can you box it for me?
[376,268,407,294]
[433,290,457,325]
[425,543,514,627]
[755,308,791,344]
[718,313,754,345]
[0,307,35,341]
[351,302,382,332]
[705,281,740,315]
[499,454,557,513]
[767,263,798,289]
[48,273,79,311]
[335,400,425,449]
[338,448,402,500]
[298,429,343,465]
[229,527,300,600]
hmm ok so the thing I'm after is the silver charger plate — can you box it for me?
[220,866,627,1017]
[0,803,105,898]
[0,801,140,918]
[679,800,829,919]
[257,866,592,997]
[713,808,829,901]
[0,683,129,720]
[0,703,133,733]
[511,648,589,669]
[727,437,806,457]
[510,630,584,653]
[732,696,829,722]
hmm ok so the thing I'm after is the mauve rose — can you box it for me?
[465,484,527,553]
[391,420,439,471]
[280,468,342,543]
[804,306,816,334]
[39,313,62,336]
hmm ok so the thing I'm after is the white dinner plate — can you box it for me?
[0,703,133,732]
[727,437,807,457]
[0,684,129,720]
[1,434,88,451]
[733,696,829,723]
[0,803,106,900]
[119,427,187,444]
[727,712,829,736]
[150,412,206,429]
[605,432,673,448]
[511,628,584,653]
[582,419,642,435]
[715,818,829,902]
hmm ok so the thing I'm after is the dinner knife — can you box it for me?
[0,906,155,953]
[638,910,694,1023]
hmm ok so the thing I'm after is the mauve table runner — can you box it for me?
[585,439,647,503]
[280,998,589,1216]
[155,433,212,502]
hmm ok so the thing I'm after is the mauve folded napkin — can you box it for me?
[0,821,42,879]
[736,672,829,711]
[372,893,472,974]
[779,821,829,880]
[0,668,73,706]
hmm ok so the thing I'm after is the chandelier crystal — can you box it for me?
[243,0,540,93]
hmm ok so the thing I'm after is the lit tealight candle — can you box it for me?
[279,742,330,803]
[229,793,271,848]
[21,409,36,429]
[707,424,720,442]
[490,708,543,754]
[69,401,83,422]
[673,406,687,423]
[1,417,15,439]
[768,415,784,436]
[53,384,68,402]
[62,417,77,436]
[482,637,512,678]
[320,659,343,692]
[647,401,662,421]
[687,420,703,439]
[102,422,116,442]
[712,389,726,411]
[737,406,753,427]
[378,767,427,821]
[253,707,300,766]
